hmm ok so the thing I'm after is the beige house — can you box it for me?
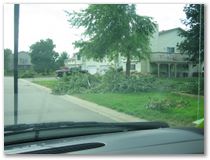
[146,28,193,77]
[18,51,32,69]
[8,51,32,71]
[65,55,114,74]
[65,27,201,77]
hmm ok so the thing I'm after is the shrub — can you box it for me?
[51,68,204,95]
[153,78,204,95]
[100,68,156,93]
[52,68,157,94]
[19,70,35,78]
[52,73,101,94]
[145,97,189,112]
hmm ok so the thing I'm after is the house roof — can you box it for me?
[19,51,29,55]
[159,27,184,35]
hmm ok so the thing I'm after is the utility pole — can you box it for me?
[14,4,19,125]
[197,4,203,120]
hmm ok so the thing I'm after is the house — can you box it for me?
[18,51,32,69]
[8,51,32,71]
[65,27,201,77]
[65,55,113,74]
[147,28,193,77]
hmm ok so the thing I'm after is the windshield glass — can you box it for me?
[4,3,204,130]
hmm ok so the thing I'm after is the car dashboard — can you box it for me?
[4,127,204,154]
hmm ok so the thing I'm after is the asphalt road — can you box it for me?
[4,77,114,125]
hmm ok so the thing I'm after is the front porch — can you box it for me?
[150,62,193,78]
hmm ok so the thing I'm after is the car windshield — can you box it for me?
[4,3,204,134]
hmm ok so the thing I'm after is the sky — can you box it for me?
[3,4,186,57]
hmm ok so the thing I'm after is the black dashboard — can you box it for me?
[5,127,204,154]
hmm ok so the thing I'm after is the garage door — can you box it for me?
[87,65,97,74]
[100,65,109,74]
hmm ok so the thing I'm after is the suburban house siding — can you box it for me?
[157,28,184,53]
[148,28,195,77]
[18,51,32,69]
[8,51,32,71]
[65,27,200,77]
[65,55,114,74]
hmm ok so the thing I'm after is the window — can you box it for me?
[77,54,81,60]
[130,64,136,70]
[167,47,175,53]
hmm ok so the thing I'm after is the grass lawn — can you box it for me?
[75,92,204,127]
[33,80,58,89]
[32,79,204,127]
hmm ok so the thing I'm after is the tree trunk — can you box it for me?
[126,54,131,77]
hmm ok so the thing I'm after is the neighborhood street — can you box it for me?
[4,77,116,125]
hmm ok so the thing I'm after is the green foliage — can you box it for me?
[55,51,69,69]
[51,68,203,95]
[193,118,204,128]
[98,68,156,93]
[154,78,204,95]
[177,4,204,63]
[66,4,157,76]
[19,70,35,78]
[52,68,156,94]
[33,73,204,127]
[30,39,59,74]
[145,97,189,112]
[52,73,101,94]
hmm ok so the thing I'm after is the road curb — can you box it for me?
[61,95,145,122]
[19,78,51,93]
[21,78,146,122]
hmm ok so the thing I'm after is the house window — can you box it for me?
[77,54,81,60]
[24,59,28,64]
[167,47,175,53]
[19,58,25,64]
[130,64,136,70]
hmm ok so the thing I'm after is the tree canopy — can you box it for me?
[66,4,157,76]
[30,39,59,73]
[178,4,204,64]
[55,51,69,68]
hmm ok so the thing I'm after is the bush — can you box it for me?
[51,68,204,95]
[52,68,157,94]
[19,70,35,78]
[52,73,101,94]
[154,78,204,95]
[100,68,157,93]
[145,97,189,112]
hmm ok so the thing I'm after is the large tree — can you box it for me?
[178,4,204,64]
[55,51,69,69]
[30,39,59,73]
[4,48,13,73]
[66,4,156,76]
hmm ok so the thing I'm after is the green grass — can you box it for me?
[32,79,204,127]
[75,92,204,127]
[33,80,58,89]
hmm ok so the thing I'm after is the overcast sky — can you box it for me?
[3,4,186,57]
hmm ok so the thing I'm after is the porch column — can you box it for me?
[174,64,177,78]
[157,63,160,77]
[168,64,171,78]
[188,63,193,77]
